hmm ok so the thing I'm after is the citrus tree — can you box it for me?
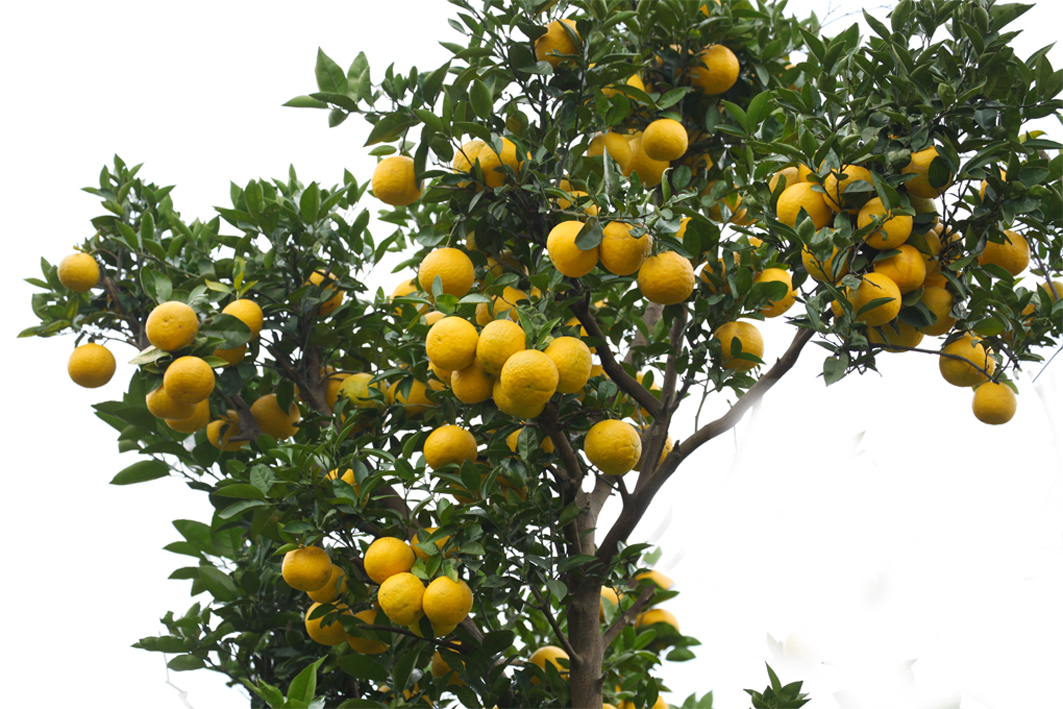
[22,0,1062,707]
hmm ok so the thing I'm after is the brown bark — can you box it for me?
[567,577,605,708]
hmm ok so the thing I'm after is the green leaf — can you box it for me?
[167,655,205,671]
[315,48,346,94]
[575,218,604,250]
[213,484,266,500]
[364,113,419,146]
[199,566,238,602]
[300,183,321,224]
[287,656,327,705]
[338,654,389,682]
[284,95,329,109]
[469,79,493,119]
[110,459,169,485]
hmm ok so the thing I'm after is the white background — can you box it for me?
[2,1,1061,708]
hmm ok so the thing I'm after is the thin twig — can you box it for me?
[529,583,579,661]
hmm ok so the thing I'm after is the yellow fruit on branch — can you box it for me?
[145,301,199,352]
[776,182,832,230]
[424,425,478,471]
[146,385,196,420]
[844,272,901,327]
[637,251,695,305]
[67,343,116,388]
[282,546,332,592]
[548,220,599,277]
[636,608,680,633]
[206,409,247,451]
[431,641,465,686]
[372,155,422,206]
[901,146,952,199]
[476,319,526,375]
[307,565,347,604]
[411,527,451,562]
[506,427,556,455]
[339,372,386,412]
[422,576,474,627]
[162,356,215,405]
[972,381,1017,425]
[535,18,580,68]
[586,132,633,173]
[801,245,848,284]
[714,320,764,370]
[858,198,913,250]
[600,222,653,276]
[872,244,927,294]
[363,537,416,585]
[378,571,425,626]
[249,393,300,440]
[642,119,688,162]
[822,165,873,213]
[543,336,592,394]
[499,349,560,409]
[977,229,1029,277]
[916,286,957,336]
[451,358,495,404]
[752,267,796,318]
[529,645,569,684]
[584,419,642,476]
[624,133,670,187]
[57,252,100,292]
[304,602,352,646]
[306,270,345,317]
[418,247,475,298]
[688,44,740,95]
[940,333,995,387]
[221,298,263,337]
[347,608,389,654]
[426,316,479,371]
[868,321,924,352]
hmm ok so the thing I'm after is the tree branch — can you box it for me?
[601,582,656,648]
[529,583,579,661]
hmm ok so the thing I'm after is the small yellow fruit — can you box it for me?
[548,220,599,278]
[325,468,361,498]
[776,182,832,230]
[477,319,526,375]
[624,134,670,187]
[535,18,580,68]
[431,641,465,686]
[307,565,348,604]
[940,333,995,388]
[917,286,957,336]
[411,528,451,562]
[475,137,523,189]
[387,378,434,417]
[162,356,215,405]
[146,385,196,420]
[57,252,100,292]
[304,602,351,646]
[858,198,913,250]
[451,358,495,404]
[873,244,927,294]
[600,222,653,276]
[426,317,479,371]
[978,229,1029,277]
[714,321,764,370]
[282,546,332,592]
[372,155,422,206]
[638,251,695,305]
[206,410,248,451]
[642,119,688,162]
[602,73,645,98]
[587,132,633,173]
[753,268,795,318]
[822,165,873,213]
[363,537,416,585]
[636,608,680,633]
[67,343,116,388]
[419,247,475,298]
[422,576,474,627]
[347,608,389,654]
[500,350,560,409]
[845,273,901,327]
[801,245,848,283]
[424,425,478,471]
[165,398,211,434]
[544,336,593,394]
[378,571,425,626]
[250,393,300,440]
[584,419,642,476]
[145,301,199,352]
[635,569,674,591]
[339,372,385,412]
[529,645,569,683]
[221,299,264,337]
[557,189,600,216]
[868,321,924,352]
[972,381,1017,425]
[600,586,621,621]
[506,427,556,455]
[902,146,951,199]
[688,44,740,95]
[307,270,345,317]
[493,378,546,419]
[768,166,802,194]
[212,345,246,367]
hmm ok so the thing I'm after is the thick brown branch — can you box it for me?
[100,275,147,349]
[602,583,656,647]
[264,342,329,416]
[530,583,579,661]
[224,393,266,443]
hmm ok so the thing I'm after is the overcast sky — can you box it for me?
[3,2,1061,708]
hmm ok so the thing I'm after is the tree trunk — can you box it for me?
[567,577,604,708]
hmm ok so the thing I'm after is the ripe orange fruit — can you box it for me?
[162,356,215,405]
[499,350,560,409]
[423,425,478,471]
[426,317,479,371]
[347,608,389,654]
[978,229,1029,277]
[642,118,688,161]
[307,270,345,317]
[845,273,901,326]
[752,268,795,318]
[858,198,912,250]
[67,343,116,388]
[476,319,526,375]
[451,358,495,404]
[378,571,425,626]
[714,321,763,370]
[372,155,422,206]
[529,645,569,683]
[535,19,580,68]
[304,602,351,646]
[638,251,695,305]
[600,222,653,276]
[145,301,199,352]
[207,410,248,451]
[872,244,927,293]
[776,182,832,230]
[57,252,100,292]
[822,165,873,213]
[868,321,924,352]
[940,333,995,387]
[548,221,599,277]
[221,299,263,337]
[165,398,211,434]
[624,133,670,187]
[363,537,416,585]
[917,286,957,336]
[422,576,474,627]
[902,146,951,199]
[801,245,848,283]
[543,336,593,394]
[250,393,300,440]
[584,419,642,476]
[307,565,347,604]
[418,247,475,298]
[146,385,196,420]
[972,381,1017,425]
[282,546,332,592]
[586,132,633,173]
[688,44,740,95]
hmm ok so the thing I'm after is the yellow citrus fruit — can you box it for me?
[325,468,361,498]
[424,310,446,327]
[642,119,688,161]
[411,528,451,562]
[500,350,560,408]
[557,189,599,216]
[325,372,351,410]
[145,301,199,352]
[633,434,673,472]
[858,198,913,250]
[307,565,348,604]
[207,410,247,451]
[548,220,599,277]
[493,378,546,419]
[940,333,995,387]
[715,320,764,370]
[529,645,569,683]
[506,427,556,455]
[972,381,1017,425]
[544,336,592,394]
[485,286,526,321]
[1041,280,1063,302]
[378,571,425,626]
[873,244,927,293]
[364,537,416,585]
[624,133,670,187]
[250,393,300,440]
[339,373,385,412]
[600,586,621,621]
[212,344,246,367]
[424,425,478,471]
[388,378,434,416]
[600,222,653,276]
[165,398,210,434]
[776,182,832,230]
[688,44,740,95]
[868,321,924,352]
[57,252,100,292]
[587,132,633,173]
[476,137,523,189]
[146,385,196,420]
[431,641,465,686]
[372,155,422,206]
[307,270,345,317]
[451,358,495,404]
[801,245,848,283]
[636,608,679,633]
[67,343,115,388]
[347,608,389,654]
[602,73,645,98]
[221,299,263,337]
[162,356,215,405]
[768,166,801,194]
[423,576,474,627]
[477,319,526,375]
[453,139,487,187]
[282,546,332,592]
[304,602,351,646]
[902,146,951,199]
[638,251,695,305]
[753,267,796,318]
[419,247,475,298]
[429,362,452,387]
[822,165,873,213]
[584,419,642,476]
[845,273,901,326]
[917,286,956,336]
[635,569,674,591]
[426,317,479,371]
[978,229,1029,276]
[535,18,580,67]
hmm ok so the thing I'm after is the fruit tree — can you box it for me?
[21,0,1062,707]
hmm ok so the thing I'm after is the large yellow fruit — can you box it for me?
[476,319,526,375]
[307,565,347,604]
[940,333,995,387]
[535,18,580,68]
[388,377,434,416]
[584,419,642,476]
[917,286,956,336]
[426,317,479,371]
[776,182,832,230]
[451,358,495,404]
[163,356,215,405]
[57,252,100,292]
[602,73,645,98]
[304,602,351,646]
[212,344,246,367]
[548,220,599,277]
[972,381,1017,425]
[801,245,848,283]
[845,272,901,326]
[529,645,569,683]
[753,268,795,318]
[858,198,912,250]
[768,166,802,193]
[872,244,927,293]
[207,410,247,451]
[635,569,674,591]
[624,134,670,187]
[902,146,951,199]
[67,343,116,388]
[347,608,389,654]
[868,321,924,352]
[638,251,695,305]
[475,137,523,189]
[146,385,196,420]
[642,119,688,161]
[493,379,546,419]
[378,571,425,626]
[282,546,332,592]
[145,301,199,352]
[372,155,422,206]
[221,299,264,337]
[636,608,680,633]
[587,132,633,173]
[250,393,300,440]
[363,537,416,585]
[977,229,1029,277]
[714,321,763,370]
[339,372,385,412]
[411,527,452,562]
[453,139,487,187]
[419,247,475,298]
[165,398,211,434]
[422,576,474,627]
[544,336,592,394]
[688,44,740,95]
[307,270,345,317]
[431,641,465,686]
[424,425,478,471]
[600,222,653,276]
[822,165,873,213]
[500,350,560,408]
